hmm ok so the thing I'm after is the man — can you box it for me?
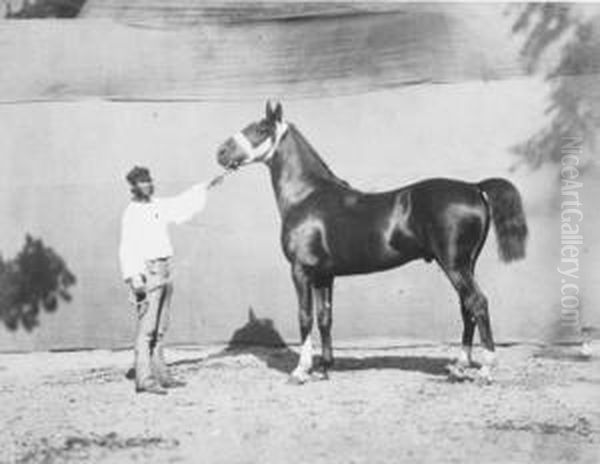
[119,166,223,394]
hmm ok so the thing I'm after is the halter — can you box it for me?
[232,121,289,164]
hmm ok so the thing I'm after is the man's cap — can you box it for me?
[125,166,152,185]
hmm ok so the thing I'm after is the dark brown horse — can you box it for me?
[216,102,528,383]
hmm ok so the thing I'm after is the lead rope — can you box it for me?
[206,167,238,190]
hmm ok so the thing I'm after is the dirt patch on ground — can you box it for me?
[1,343,599,463]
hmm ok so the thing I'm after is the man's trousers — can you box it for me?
[133,258,174,389]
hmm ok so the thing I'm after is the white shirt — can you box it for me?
[119,183,207,280]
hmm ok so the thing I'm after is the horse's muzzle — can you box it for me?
[216,146,235,169]
[216,139,243,169]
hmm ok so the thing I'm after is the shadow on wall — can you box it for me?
[0,234,76,331]
[509,4,600,171]
[227,307,288,348]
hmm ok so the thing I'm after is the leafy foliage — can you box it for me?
[0,235,76,331]
[510,4,600,169]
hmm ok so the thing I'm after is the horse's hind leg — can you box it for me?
[459,209,490,370]
[458,301,476,367]
[313,277,334,380]
[444,267,496,382]
[289,264,314,384]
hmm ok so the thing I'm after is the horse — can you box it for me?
[216,101,528,384]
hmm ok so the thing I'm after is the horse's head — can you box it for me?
[217,101,289,170]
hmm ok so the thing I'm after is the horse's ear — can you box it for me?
[265,100,274,121]
[274,102,283,122]
[248,306,257,323]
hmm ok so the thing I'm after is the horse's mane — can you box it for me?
[288,123,352,189]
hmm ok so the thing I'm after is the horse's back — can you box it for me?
[404,178,488,224]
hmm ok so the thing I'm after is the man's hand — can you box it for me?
[128,274,147,301]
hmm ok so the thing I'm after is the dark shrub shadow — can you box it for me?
[0,234,76,332]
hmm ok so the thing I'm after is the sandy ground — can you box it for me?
[1,342,599,464]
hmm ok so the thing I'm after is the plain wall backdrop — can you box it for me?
[2,78,599,351]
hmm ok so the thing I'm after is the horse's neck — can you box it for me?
[268,125,348,215]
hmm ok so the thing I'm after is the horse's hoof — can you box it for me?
[287,373,309,385]
[310,370,329,382]
[475,367,494,385]
[475,375,493,386]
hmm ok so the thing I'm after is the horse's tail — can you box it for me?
[478,178,528,262]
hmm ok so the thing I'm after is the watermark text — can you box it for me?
[558,136,584,327]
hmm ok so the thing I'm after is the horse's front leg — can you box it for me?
[313,277,334,380]
[289,264,314,384]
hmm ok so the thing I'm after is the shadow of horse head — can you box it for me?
[164,308,298,378]
[227,307,287,348]
[214,308,453,378]
[223,307,299,374]
[171,308,455,380]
